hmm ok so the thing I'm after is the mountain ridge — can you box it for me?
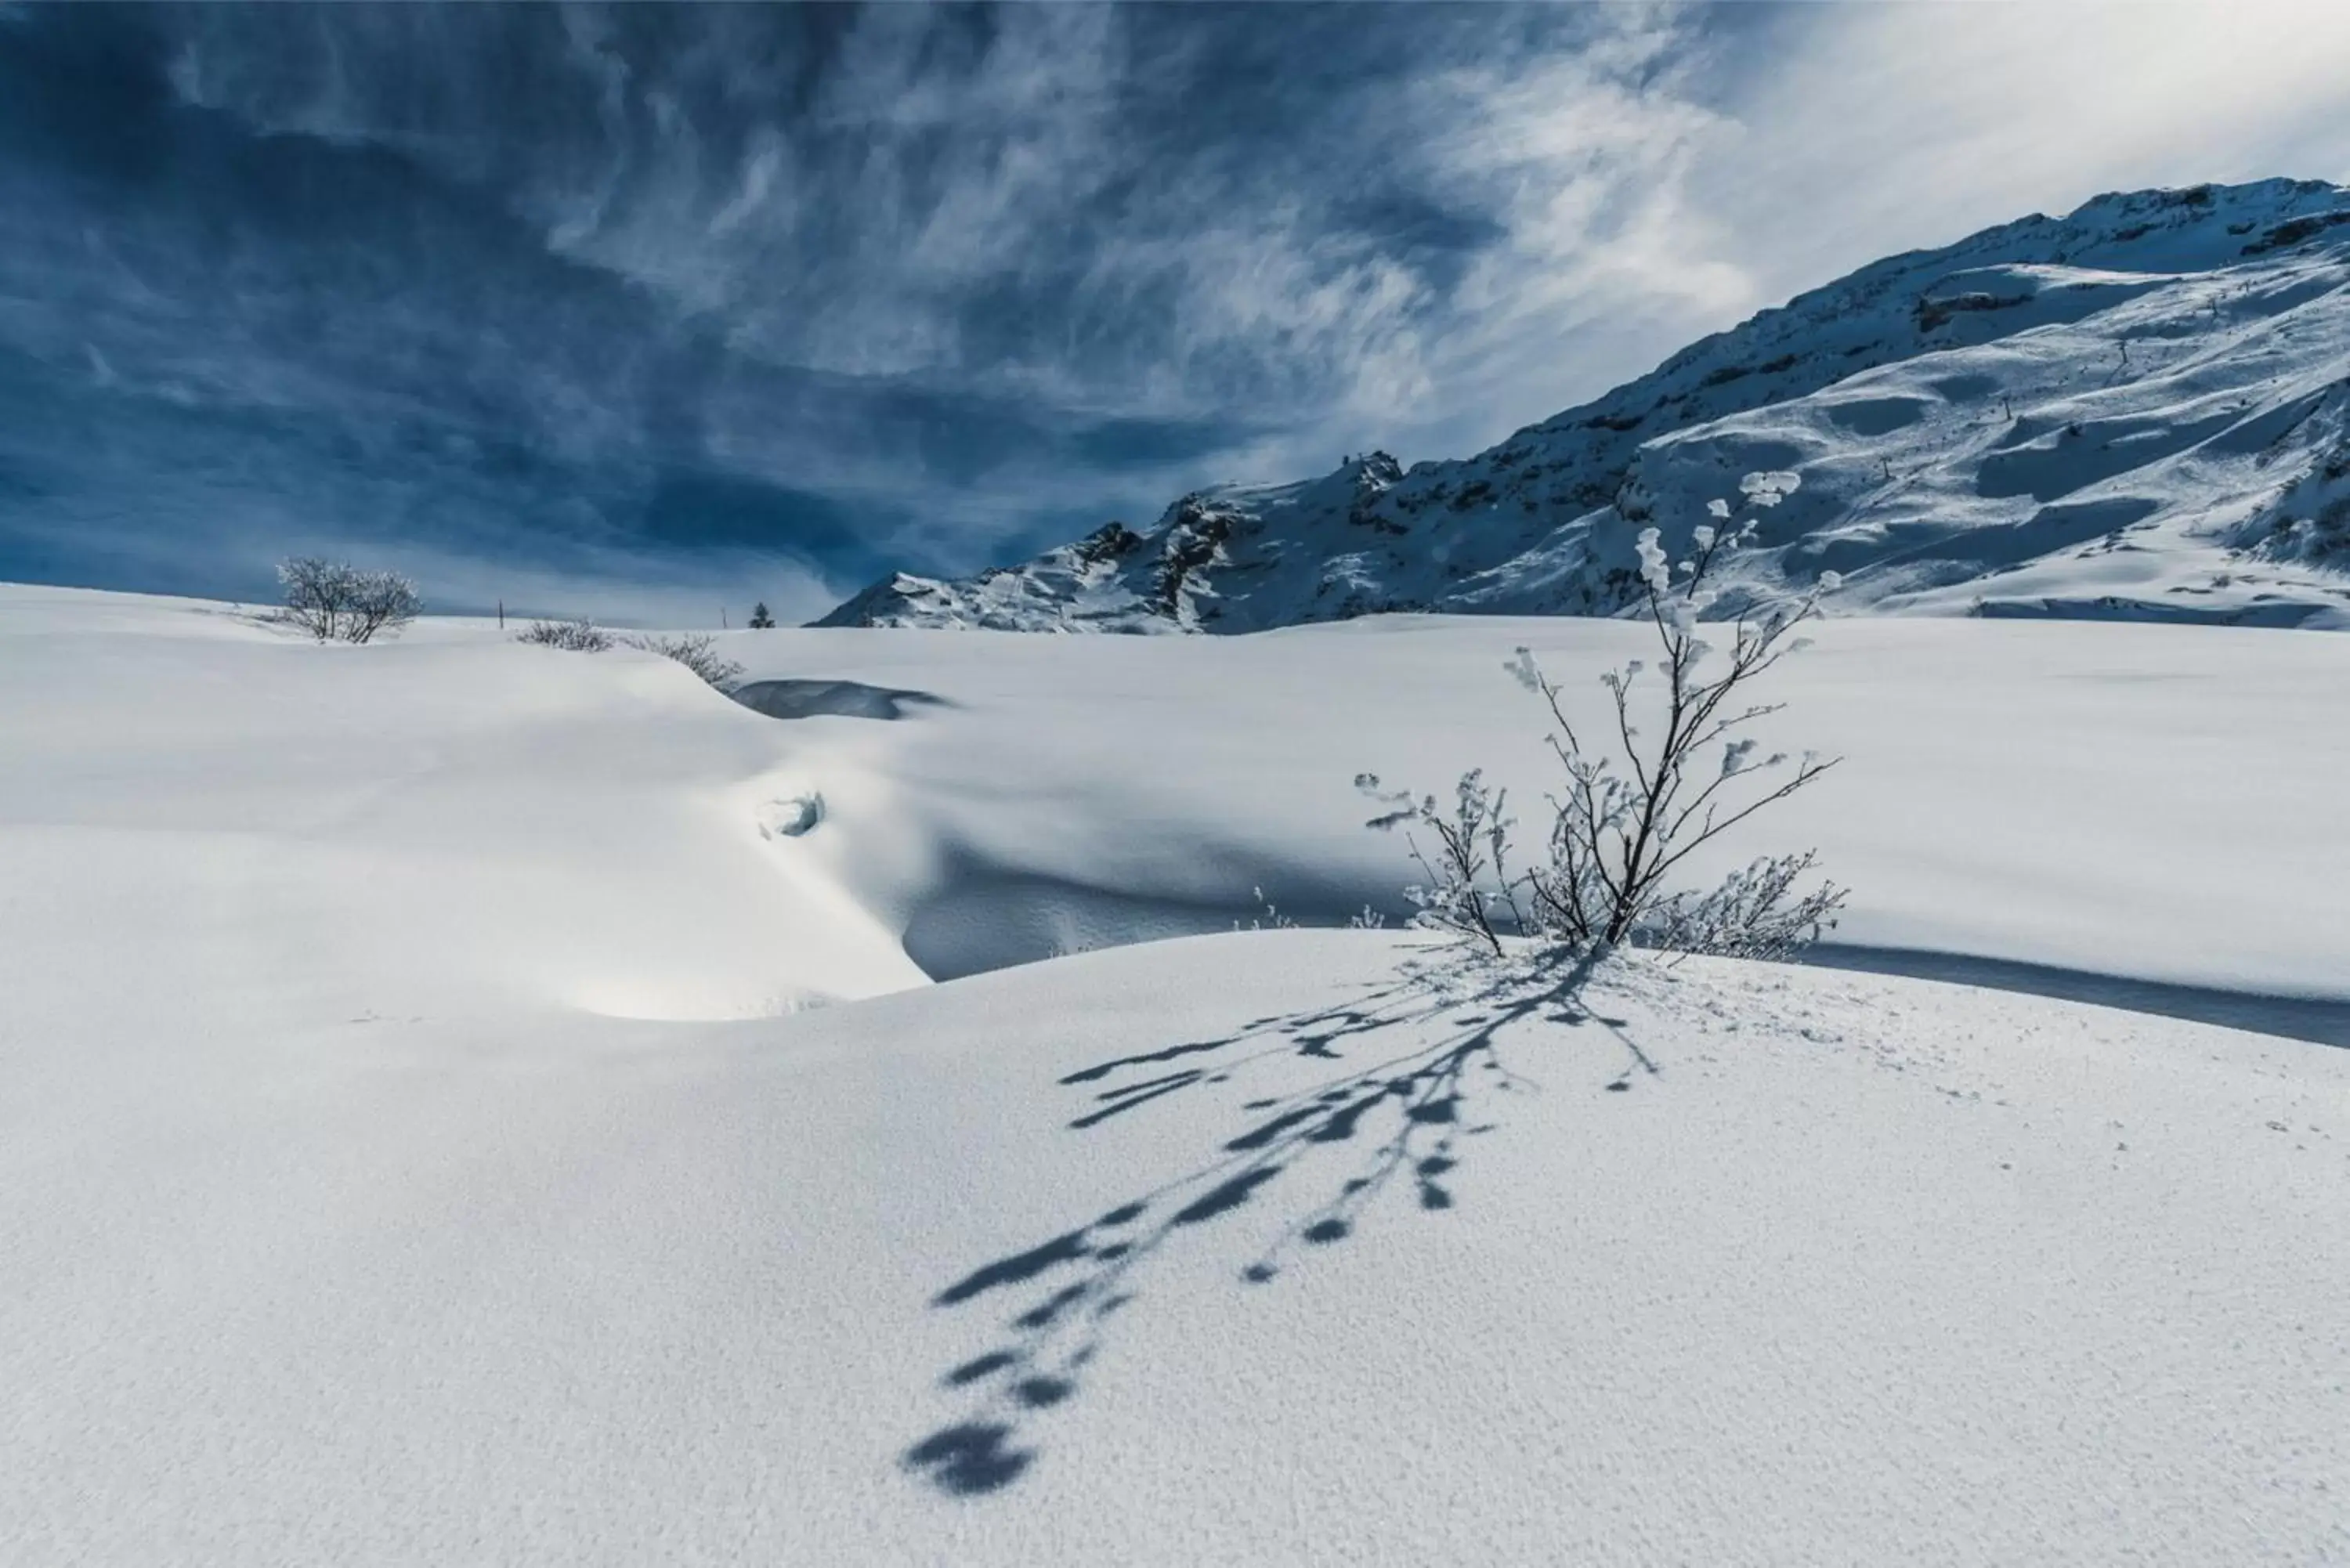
[818,178,2350,632]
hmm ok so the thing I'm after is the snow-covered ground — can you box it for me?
[13,582,2345,1010]
[4,583,2347,1563]
[715,609,2350,1010]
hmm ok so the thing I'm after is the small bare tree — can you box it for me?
[277,557,421,644]
[1361,497,1846,962]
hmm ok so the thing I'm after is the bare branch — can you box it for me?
[1358,500,1847,964]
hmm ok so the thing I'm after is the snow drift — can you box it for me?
[5,584,2348,1565]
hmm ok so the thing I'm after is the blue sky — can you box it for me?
[3,2,2347,624]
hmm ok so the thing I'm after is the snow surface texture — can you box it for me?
[5,585,2348,1563]
[739,610,2350,1010]
[822,179,2350,634]
[6,927,2347,1564]
[6,581,2346,1015]
[0,585,928,1024]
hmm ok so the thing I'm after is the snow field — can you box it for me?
[2,583,2346,1563]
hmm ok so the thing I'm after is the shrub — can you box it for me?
[514,620,743,688]
[1360,495,1846,963]
[276,557,421,644]
[515,618,613,652]
[622,632,745,690]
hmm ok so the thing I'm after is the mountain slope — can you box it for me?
[819,179,2350,632]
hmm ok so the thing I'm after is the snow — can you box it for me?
[7,577,2345,1004]
[0,583,927,1024]
[8,927,2348,1563]
[824,179,2350,634]
[723,610,2350,1005]
[4,582,2348,1563]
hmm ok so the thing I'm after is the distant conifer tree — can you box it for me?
[748,602,776,629]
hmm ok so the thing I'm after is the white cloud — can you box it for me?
[1698,1,2350,308]
[1367,0,2350,460]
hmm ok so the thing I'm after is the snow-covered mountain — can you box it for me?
[819,179,2350,632]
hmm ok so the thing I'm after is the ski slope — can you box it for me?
[3,583,2348,1564]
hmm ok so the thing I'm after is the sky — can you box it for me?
[2,2,2347,625]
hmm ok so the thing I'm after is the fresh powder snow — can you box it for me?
[3,583,2346,1564]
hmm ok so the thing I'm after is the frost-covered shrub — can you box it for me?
[1237,887,1300,932]
[1360,493,1846,963]
[1638,849,1846,962]
[515,618,613,652]
[516,620,743,688]
[622,632,745,691]
[276,557,421,644]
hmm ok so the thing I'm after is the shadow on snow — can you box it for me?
[903,948,1650,1497]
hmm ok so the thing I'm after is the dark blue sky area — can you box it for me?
[2,3,2343,623]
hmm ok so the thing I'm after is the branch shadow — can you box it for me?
[903,948,1649,1496]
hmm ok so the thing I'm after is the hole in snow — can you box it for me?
[756,793,823,838]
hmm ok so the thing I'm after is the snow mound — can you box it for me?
[5,585,2348,1562]
[9,583,2348,1011]
[822,179,2350,634]
[0,583,929,1022]
[725,612,2350,1006]
[6,928,2345,1563]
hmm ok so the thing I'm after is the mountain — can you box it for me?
[817,179,2350,633]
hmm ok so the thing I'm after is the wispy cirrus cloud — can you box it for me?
[1697,1,2350,305]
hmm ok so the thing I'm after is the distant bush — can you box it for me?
[748,602,776,629]
[515,618,613,652]
[276,557,421,644]
[622,632,745,691]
